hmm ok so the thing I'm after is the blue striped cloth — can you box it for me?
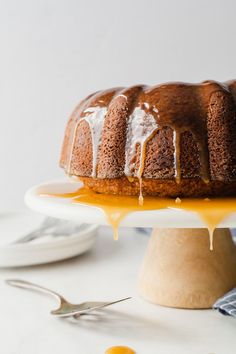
[213,288,236,317]
[213,229,236,317]
[231,228,236,243]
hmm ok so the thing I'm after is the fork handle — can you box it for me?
[13,218,57,244]
[6,279,65,303]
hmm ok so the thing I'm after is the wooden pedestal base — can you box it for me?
[139,228,236,309]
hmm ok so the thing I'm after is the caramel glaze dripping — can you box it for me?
[43,187,236,251]
[97,85,144,179]
[124,96,159,205]
[65,81,236,183]
[138,83,212,184]
[136,127,159,205]
[64,87,123,176]
[61,80,236,247]
[63,80,236,190]
[173,130,181,184]
[63,90,101,174]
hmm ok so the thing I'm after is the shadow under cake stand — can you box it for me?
[25,180,236,309]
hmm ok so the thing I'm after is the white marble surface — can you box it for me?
[0,225,235,353]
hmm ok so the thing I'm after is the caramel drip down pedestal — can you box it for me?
[139,228,236,309]
[40,185,236,310]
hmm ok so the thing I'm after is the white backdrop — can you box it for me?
[0,0,236,210]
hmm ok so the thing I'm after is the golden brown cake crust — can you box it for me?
[60,80,236,197]
[79,176,236,198]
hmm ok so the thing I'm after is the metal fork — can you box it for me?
[13,217,88,244]
[6,279,131,318]
[13,217,58,244]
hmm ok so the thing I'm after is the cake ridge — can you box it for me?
[60,80,236,197]
[97,85,144,179]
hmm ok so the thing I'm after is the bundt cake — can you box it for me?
[60,80,236,198]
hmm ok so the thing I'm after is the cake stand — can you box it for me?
[25,180,236,309]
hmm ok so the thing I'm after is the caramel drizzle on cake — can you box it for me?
[80,107,107,177]
[124,105,159,204]
[62,81,236,202]
[65,88,120,176]
[173,130,181,184]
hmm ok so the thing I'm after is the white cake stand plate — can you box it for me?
[25,180,236,228]
[25,180,236,309]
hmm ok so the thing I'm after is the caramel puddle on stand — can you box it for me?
[42,187,236,250]
[105,346,135,354]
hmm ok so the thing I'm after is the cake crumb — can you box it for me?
[204,198,210,202]
[127,176,134,183]
[175,197,181,204]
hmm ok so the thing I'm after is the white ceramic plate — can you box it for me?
[0,211,98,267]
[25,180,236,228]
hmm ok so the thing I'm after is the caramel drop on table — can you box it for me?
[105,346,135,354]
